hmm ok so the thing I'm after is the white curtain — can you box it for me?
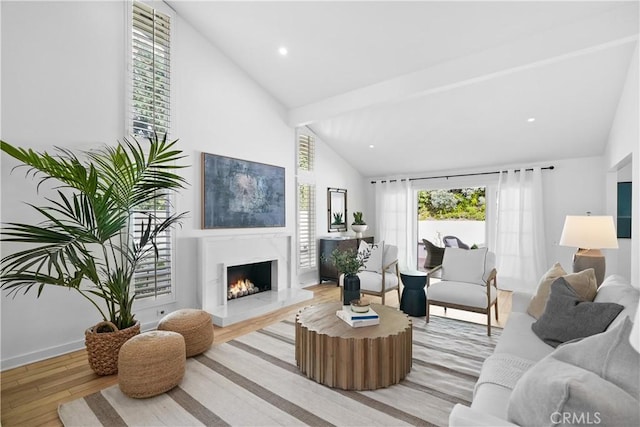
[374,180,414,271]
[494,168,547,292]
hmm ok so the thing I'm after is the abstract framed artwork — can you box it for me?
[617,181,631,238]
[202,153,285,229]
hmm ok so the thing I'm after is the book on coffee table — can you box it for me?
[336,306,380,327]
[339,306,379,319]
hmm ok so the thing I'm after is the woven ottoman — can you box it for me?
[158,309,214,357]
[118,330,185,398]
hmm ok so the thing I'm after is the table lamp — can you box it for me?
[559,215,618,286]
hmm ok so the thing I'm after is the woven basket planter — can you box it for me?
[85,320,140,376]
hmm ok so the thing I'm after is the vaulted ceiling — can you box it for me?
[168,1,639,178]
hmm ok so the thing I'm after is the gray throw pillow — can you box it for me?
[531,277,623,347]
[551,317,639,400]
[508,318,640,426]
[507,357,640,427]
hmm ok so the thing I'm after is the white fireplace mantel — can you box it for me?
[197,234,313,326]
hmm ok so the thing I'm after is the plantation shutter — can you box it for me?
[298,134,315,171]
[132,200,172,298]
[131,1,173,299]
[297,133,316,270]
[132,1,171,137]
[298,184,317,269]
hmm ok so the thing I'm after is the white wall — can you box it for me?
[605,43,639,287]
[170,11,296,312]
[542,157,611,271]
[1,0,128,369]
[0,1,339,369]
[315,133,369,236]
[297,130,368,286]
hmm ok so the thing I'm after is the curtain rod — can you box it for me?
[370,165,554,184]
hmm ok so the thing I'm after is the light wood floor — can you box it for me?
[0,283,512,427]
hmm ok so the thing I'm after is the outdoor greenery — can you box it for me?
[418,187,486,220]
[0,134,188,330]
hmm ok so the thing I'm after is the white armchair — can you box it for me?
[426,247,498,335]
[339,243,400,305]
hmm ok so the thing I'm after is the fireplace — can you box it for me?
[227,261,272,300]
[198,233,313,326]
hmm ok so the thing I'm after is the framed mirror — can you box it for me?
[327,188,347,232]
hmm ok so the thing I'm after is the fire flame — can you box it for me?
[227,278,259,300]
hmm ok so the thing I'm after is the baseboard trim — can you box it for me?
[1,320,159,371]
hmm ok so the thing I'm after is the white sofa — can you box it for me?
[449,274,640,426]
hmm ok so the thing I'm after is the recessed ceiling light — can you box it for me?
[527,117,536,123]
[369,144,375,149]
[278,46,288,56]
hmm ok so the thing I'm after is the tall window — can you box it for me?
[132,1,171,137]
[131,1,173,300]
[298,134,314,172]
[297,133,316,270]
[132,198,172,298]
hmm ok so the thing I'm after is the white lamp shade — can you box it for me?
[559,215,619,249]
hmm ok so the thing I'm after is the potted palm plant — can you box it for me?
[0,133,188,375]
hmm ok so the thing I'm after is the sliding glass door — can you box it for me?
[416,187,486,269]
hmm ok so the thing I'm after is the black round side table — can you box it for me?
[400,270,428,317]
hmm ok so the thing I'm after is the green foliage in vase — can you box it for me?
[352,211,366,225]
[327,247,369,276]
[0,133,188,330]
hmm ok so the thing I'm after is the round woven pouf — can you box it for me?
[157,309,214,357]
[118,330,185,398]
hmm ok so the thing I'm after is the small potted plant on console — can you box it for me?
[351,211,368,237]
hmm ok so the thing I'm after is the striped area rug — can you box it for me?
[58,315,501,427]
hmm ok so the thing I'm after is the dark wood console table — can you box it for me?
[318,236,373,283]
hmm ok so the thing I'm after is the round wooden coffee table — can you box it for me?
[295,302,412,390]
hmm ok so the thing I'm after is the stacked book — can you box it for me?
[336,306,380,327]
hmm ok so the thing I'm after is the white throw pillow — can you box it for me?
[357,240,370,257]
[359,241,384,273]
[441,247,488,285]
[526,262,568,319]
